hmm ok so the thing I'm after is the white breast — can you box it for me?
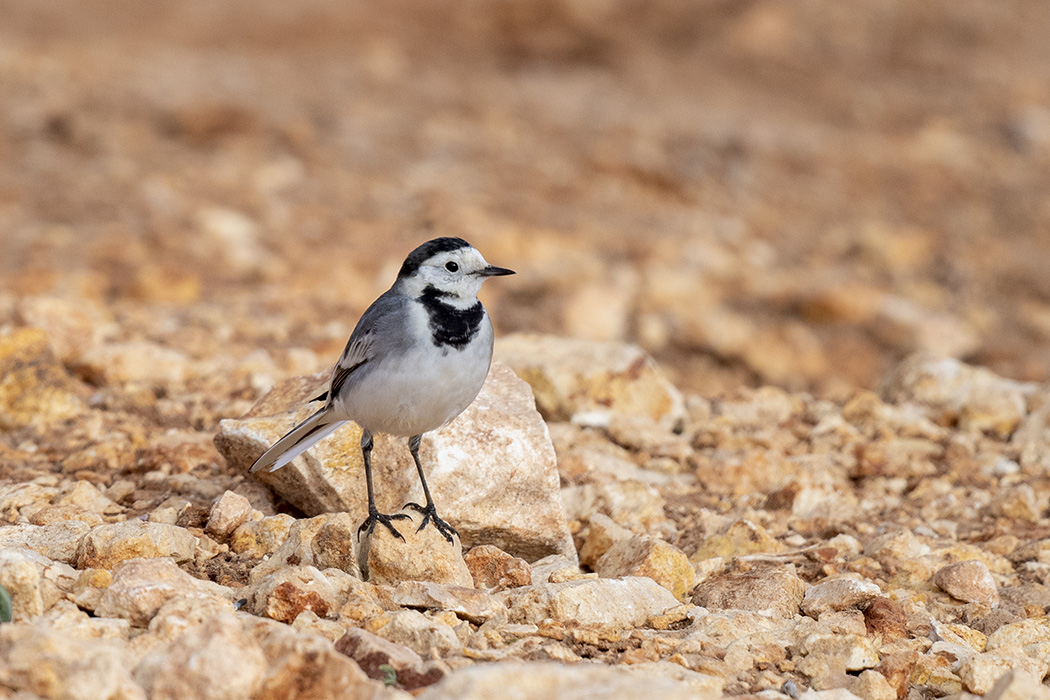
[333,303,494,437]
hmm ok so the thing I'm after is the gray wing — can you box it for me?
[324,290,411,403]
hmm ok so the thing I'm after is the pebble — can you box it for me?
[494,334,685,429]
[248,512,360,584]
[801,577,882,618]
[504,576,680,629]
[205,490,254,540]
[95,557,232,627]
[463,545,532,592]
[76,521,197,569]
[692,566,807,619]
[335,627,449,691]
[360,509,474,587]
[594,534,695,600]
[0,328,86,430]
[932,560,999,606]
[0,521,91,565]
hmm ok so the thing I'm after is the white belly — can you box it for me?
[333,317,494,437]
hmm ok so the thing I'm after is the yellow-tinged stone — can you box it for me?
[596,535,695,600]
[495,334,685,428]
[691,519,785,561]
[987,618,1050,650]
[937,622,987,652]
[0,328,85,429]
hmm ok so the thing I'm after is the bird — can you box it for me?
[248,237,514,545]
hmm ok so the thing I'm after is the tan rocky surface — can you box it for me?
[3,1,1050,697]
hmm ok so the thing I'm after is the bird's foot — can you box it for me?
[358,508,411,541]
[404,502,458,545]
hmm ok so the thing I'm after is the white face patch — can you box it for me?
[400,246,489,304]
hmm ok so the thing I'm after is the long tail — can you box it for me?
[249,408,347,473]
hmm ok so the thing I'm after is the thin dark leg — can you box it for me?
[404,434,458,544]
[357,429,409,541]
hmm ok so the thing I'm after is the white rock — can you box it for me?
[495,334,685,429]
[374,609,461,658]
[417,661,716,700]
[503,576,679,629]
[76,521,197,569]
[984,669,1050,700]
[248,513,360,584]
[802,577,881,618]
[0,521,90,565]
[958,653,1049,695]
[205,490,254,540]
[216,363,574,562]
[95,557,232,627]
[139,613,267,700]
[0,621,145,699]
[0,548,47,621]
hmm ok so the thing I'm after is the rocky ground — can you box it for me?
[2,1,1050,699]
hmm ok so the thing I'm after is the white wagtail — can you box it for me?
[249,237,514,544]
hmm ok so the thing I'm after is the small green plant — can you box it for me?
[0,585,12,623]
[377,664,397,687]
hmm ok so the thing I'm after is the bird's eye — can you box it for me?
[445,261,459,272]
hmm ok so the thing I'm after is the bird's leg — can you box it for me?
[404,434,458,544]
[357,429,410,541]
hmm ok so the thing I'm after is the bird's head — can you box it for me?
[396,237,514,305]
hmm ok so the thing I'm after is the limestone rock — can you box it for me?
[797,633,880,678]
[417,661,715,700]
[594,534,695,600]
[77,521,197,569]
[691,519,785,561]
[205,490,254,540]
[0,328,86,430]
[691,566,806,618]
[147,595,236,643]
[54,480,122,515]
[249,617,404,700]
[561,480,670,533]
[0,548,47,621]
[373,608,461,658]
[95,557,232,627]
[850,668,897,700]
[0,621,145,699]
[958,653,1049,695]
[249,565,350,623]
[933,560,999,606]
[984,670,1050,700]
[463,544,532,592]
[76,340,191,387]
[141,614,267,700]
[495,334,685,428]
[504,576,679,629]
[802,577,882,618]
[382,580,506,624]
[881,353,1029,437]
[215,363,574,562]
[230,514,295,558]
[579,513,634,568]
[249,512,360,584]
[0,521,90,565]
[361,509,473,588]
[335,627,449,691]
[986,617,1050,649]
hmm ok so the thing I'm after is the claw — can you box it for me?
[403,502,458,545]
[358,509,412,541]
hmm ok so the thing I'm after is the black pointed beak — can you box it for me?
[476,265,515,277]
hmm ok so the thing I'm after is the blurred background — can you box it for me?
[2,0,1049,399]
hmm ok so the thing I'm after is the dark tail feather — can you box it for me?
[248,408,346,473]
